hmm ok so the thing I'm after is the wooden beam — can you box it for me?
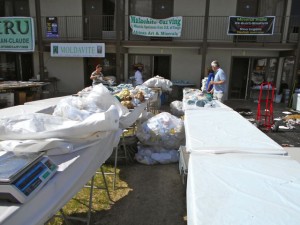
[35,0,45,80]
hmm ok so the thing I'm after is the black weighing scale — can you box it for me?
[0,151,57,203]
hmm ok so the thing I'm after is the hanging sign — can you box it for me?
[227,16,275,35]
[51,43,105,57]
[46,17,59,38]
[0,17,35,52]
[129,15,182,37]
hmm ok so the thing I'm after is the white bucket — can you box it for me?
[275,94,282,103]
[284,89,290,104]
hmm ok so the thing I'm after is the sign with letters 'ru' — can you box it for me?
[130,15,182,37]
[0,17,35,52]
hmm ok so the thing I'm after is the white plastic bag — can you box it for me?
[53,96,93,121]
[86,84,129,117]
[135,145,179,165]
[170,101,184,117]
[136,112,185,149]
[143,75,173,92]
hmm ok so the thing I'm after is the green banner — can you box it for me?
[130,15,182,37]
[0,17,35,52]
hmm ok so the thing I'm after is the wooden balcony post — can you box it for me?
[116,0,122,83]
[35,0,45,80]
[201,0,210,82]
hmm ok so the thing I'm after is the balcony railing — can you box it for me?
[35,15,299,43]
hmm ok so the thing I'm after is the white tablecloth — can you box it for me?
[0,130,119,225]
[182,99,232,111]
[24,96,68,107]
[184,109,285,154]
[0,105,55,118]
[187,153,300,225]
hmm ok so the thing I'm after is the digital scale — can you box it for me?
[0,151,58,204]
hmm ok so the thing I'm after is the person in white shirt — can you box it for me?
[134,66,143,86]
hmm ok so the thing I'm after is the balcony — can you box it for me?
[36,15,299,45]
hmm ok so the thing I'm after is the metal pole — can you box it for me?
[200,0,210,82]
[35,0,45,80]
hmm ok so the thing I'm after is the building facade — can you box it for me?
[0,0,299,101]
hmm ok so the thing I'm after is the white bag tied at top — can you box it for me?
[170,100,184,117]
[136,112,185,150]
[142,75,173,92]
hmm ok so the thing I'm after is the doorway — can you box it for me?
[229,58,250,99]
[20,54,34,81]
[84,54,117,87]
[128,55,171,81]
[229,57,279,100]
[83,0,116,39]
[154,56,170,80]
[83,0,103,39]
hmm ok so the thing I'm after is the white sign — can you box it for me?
[51,43,105,57]
[130,15,182,37]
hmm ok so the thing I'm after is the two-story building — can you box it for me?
[0,0,299,101]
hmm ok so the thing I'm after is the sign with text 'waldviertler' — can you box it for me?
[0,17,35,52]
[228,16,275,35]
[130,15,182,37]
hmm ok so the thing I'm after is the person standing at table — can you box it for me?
[208,60,226,102]
[90,64,108,86]
[205,66,215,92]
[134,66,143,86]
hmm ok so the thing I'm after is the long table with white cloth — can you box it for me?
[184,100,300,225]
[0,131,119,225]
[187,153,300,225]
[0,88,149,224]
[184,109,285,154]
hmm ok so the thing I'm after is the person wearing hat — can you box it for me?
[208,60,226,102]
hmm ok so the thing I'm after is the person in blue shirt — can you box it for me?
[208,60,226,102]
[205,66,214,92]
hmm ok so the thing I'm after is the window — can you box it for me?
[0,0,31,81]
[290,0,300,34]
[130,0,173,18]
[0,0,29,16]
[0,54,17,81]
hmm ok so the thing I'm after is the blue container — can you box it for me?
[160,92,166,105]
